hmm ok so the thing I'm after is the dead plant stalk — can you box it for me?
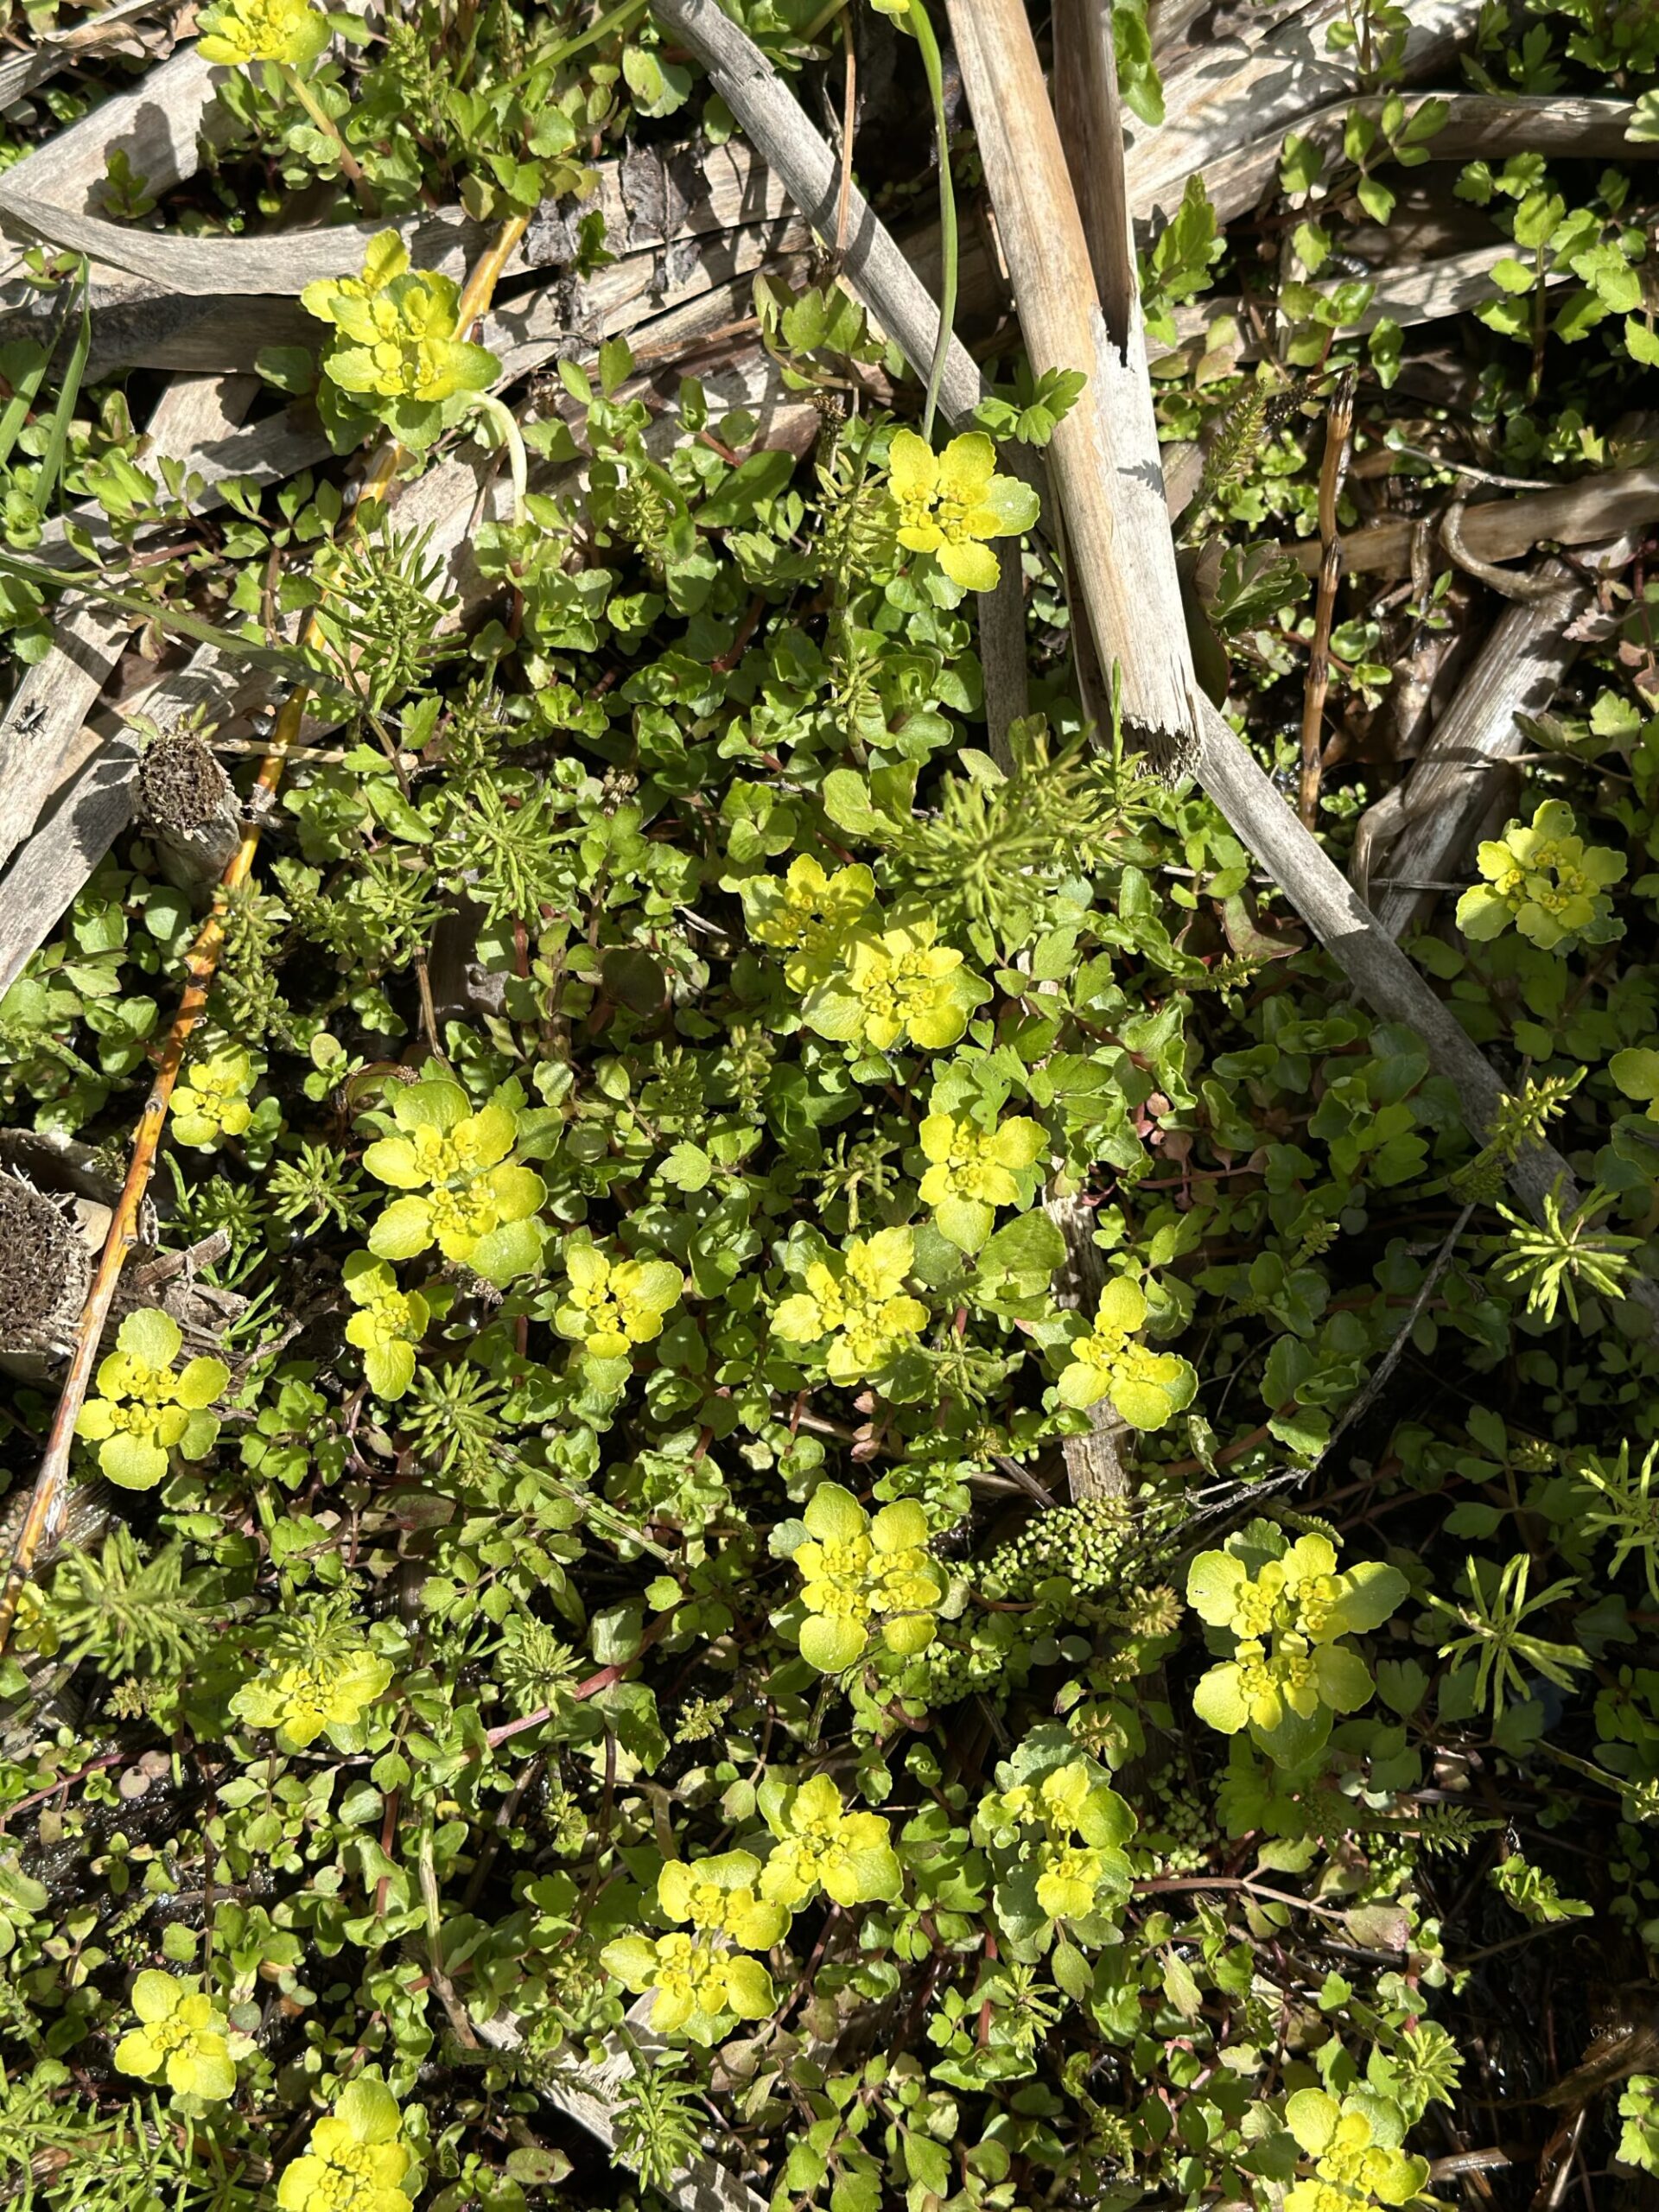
[1298,369,1355,827]
[0,214,530,1657]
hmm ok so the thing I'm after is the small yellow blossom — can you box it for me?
[788,1480,944,1672]
[887,429,1039,593]
[1283,2088,1427,2212]
[197,0,332,69]
[231,1647,392,1751]
[1056,1276,1197,1430]
[75,1307,227,1491]
[341,1252,431,1400]
[172,1049,255,1151]
[772,1226,928,1383]
[1186,1532,1407,1762]
[362,1079,543,1284]
[759,1773,901,1909]
[745,855,875,990]
[552,1242,683,1363]
[1456,798,1625,951]
[276,2079,413,2212]
[115,1972,237,2102]
[302,232,499,448]
[806,917,987,1055]
[601,1926,776,2045]
[658,1851,788,1949]
[918,1109,1046,1249]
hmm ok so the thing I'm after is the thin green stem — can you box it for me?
[469,392,529,527]
[905,1,957,441]
[544,0,647,73]
[800,0,851,40]
[282,64,377,213]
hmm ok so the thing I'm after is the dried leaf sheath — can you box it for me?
[0,213,529,1656]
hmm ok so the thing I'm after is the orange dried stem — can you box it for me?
[0,214,527,1655]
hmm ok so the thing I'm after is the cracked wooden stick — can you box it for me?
[0,215,530,1657]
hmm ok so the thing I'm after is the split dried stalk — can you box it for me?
[1297,370,1355,828]
[0,215,529,1656]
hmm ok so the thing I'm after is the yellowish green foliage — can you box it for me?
[758,1773,901,1908]
[114,1972,238,2102]
[1282,2088,1427,2212]
[276,2079,412,2212]
[804,915,988,1055]
[1187,1529,1408,1764]
[887,429,1039,593]
[196,0,331,69]
[230,1644,392,1751]
[552,1239,683,1365]
[788,1482,945,1671]
[74,1308,227,1491]
[302,232,499,449]
[362,1078,543,1283]
[171,1048,255,1151]
[1455,798,1625,951]
[1057,1276,1197,1429]
[340,1251,435,1400]
[772,1227,929,1383]
[918,1108,1046,1250]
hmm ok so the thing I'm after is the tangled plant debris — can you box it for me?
[2,3,1659,2211]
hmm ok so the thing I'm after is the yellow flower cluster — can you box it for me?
[772,1226,928,1384]
[786,1480,944,1672]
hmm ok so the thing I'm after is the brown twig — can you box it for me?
[833,22,855,264]
[1297,369,1354,828]
[0,213,530,1660]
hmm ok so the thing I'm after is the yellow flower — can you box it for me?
[887,428,1039,592]
[759,1773,901,1909]
[75,1307,228,1491]
[1185,1532,1408,1762]
[231,1647,392,1751]
[658,1851,788,1949]
[772,1226,929,1383]
[806,916,986,1055]
[341,1252,431,1400]
[552,1243,683,1363]
[362,1079,543,1284]
[172,1049,255,1151]
[746,855,876,991]
[600,1929,776,2045]
[1456,798,1625,951]
[1283,2088,1427,2212]
[115,1972,237,2101]
[302,232,499,447]
[197,0,331,69]
[788,1481,944,1671]
[1056,1276,1197,1430]
[276,2079,413,2212]
[918,1109,1046,1250]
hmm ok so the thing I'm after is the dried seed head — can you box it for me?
[137,733,232,835]
[0,1173,89,1336]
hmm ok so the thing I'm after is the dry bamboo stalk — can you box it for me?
[1356,562,1591,938]
[946,0,1204,765]
[1281,461,1659,578]
[0,214,530,1658]
[1197,94,1650,229]
[1126,0,1480,222]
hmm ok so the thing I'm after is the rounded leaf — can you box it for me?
[799,1611,867,1672]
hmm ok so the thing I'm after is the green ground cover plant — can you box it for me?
[2,1,1659,2209]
